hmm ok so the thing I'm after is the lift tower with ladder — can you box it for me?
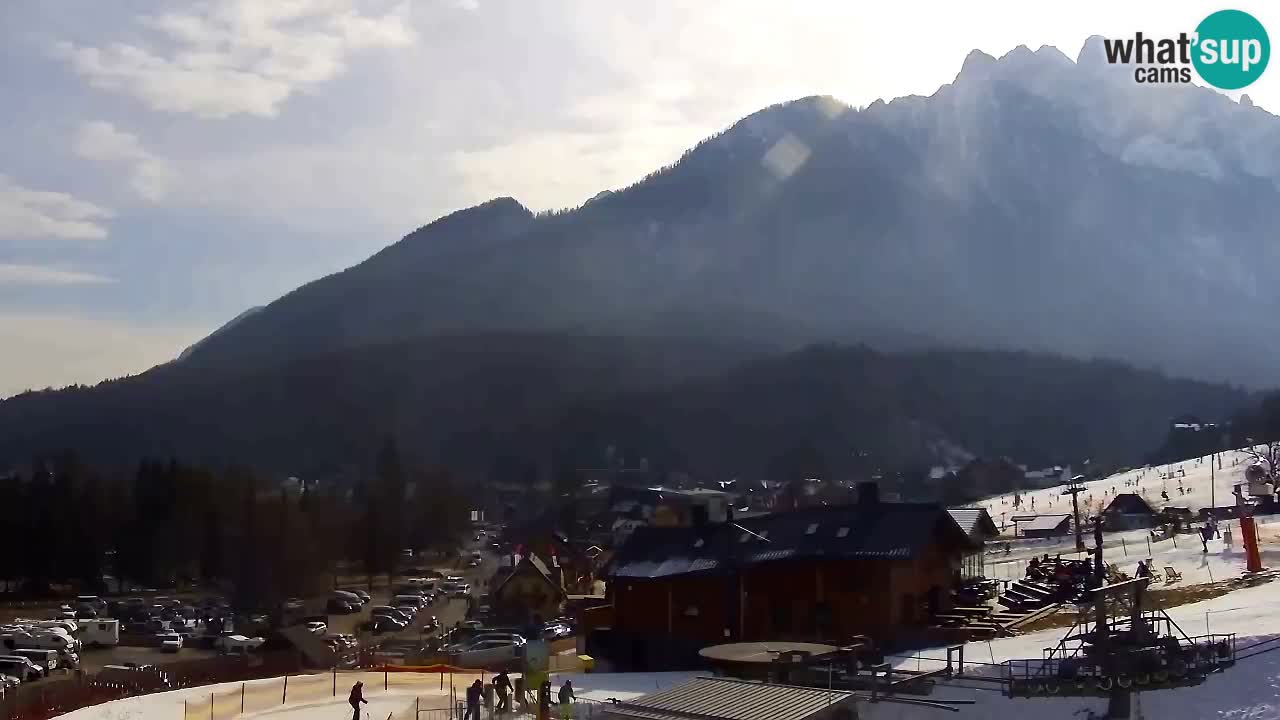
[1001,517,1237,719]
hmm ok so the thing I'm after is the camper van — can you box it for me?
[8,649,57,674]
[21,632,77,653]
[81,619,120,648]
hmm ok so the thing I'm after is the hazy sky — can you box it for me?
[2,0,1277,396]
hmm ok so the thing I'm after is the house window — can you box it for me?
[836,527,849,538]
[684,606,699,617]
[805,523,819,535]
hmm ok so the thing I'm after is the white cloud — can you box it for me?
[0,312,203,397]
[57,0,417,118]
[74,121,175,202]
[0,263,114,286]
[0,175,114,241]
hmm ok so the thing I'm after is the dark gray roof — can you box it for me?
[492,554,563,598]
[947,508,999,540]
[610,502,973,580]
[1017,514,1072,532]
[603,677,855,720]
[1104,493,1156,516]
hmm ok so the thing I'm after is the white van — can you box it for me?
[393,594,425,610]
[331,590,363,606]
[15,619,77,634]
[81,619,120,647]
[8,649,57,673]
[22,632,76,653]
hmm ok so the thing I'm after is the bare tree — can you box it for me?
[1243,438,1280,476]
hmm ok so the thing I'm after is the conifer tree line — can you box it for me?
[0,437,470,611]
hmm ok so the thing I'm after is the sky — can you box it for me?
[2,0,1279,397]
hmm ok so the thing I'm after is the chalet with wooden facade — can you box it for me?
[490,554,566,625]
[1016,513,1072,538]
[1103,493,1157,531]
[947,508,999,581]
[596,485,977,669]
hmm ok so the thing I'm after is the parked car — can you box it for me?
[0,674,20,690]
[459,620,484,631]
[304,622,327,636]
[543,623,571,640]
[342,589,371,603]
[327,597,359,614]
[0,657,42,682]
[450,639,521,668]
[369,606,412,624]
[59,650,80,669]
[393,594,426,610]
[331,590,364,607]
[156,633,183,653]
[215,635,265,654]
[7,649,57,674]
[447,633,525,651]
[366,616,408,634]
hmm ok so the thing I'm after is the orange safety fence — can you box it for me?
[180,670,470,720]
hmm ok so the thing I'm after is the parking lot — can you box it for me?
[0,539,500,683]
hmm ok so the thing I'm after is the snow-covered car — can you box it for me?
[543,623,571,640]
[304,621,327,635]
[216,634,265,654]
[0,673,20,690]
[156,633,183,653]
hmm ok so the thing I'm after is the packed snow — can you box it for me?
[977,449,1260,532]
[871,580,1280,719]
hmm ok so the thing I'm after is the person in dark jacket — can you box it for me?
[538,679,553,720]
[349,682,368,720]
[558,681,575,719]
[494,671,512,713]
[465,679,483,720]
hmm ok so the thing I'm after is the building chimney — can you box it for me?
[857,481,879,505]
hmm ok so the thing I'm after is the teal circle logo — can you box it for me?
[1192,10,1270,90]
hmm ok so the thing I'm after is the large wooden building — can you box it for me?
[597,486,978,669]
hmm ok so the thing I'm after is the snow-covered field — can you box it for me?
[871,579,1280,719]
[977,449,1259,533]
[55,670,471,720]
[969,448,1280,584]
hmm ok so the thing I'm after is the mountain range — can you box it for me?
[1,38,1275,478]
[177,38,1280,387]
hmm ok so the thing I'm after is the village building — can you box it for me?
[1103,493,1157,531]
[947,508,999,581]
[489,554,567,625]
[593,485,978,670]
[1014,514,1072,538]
